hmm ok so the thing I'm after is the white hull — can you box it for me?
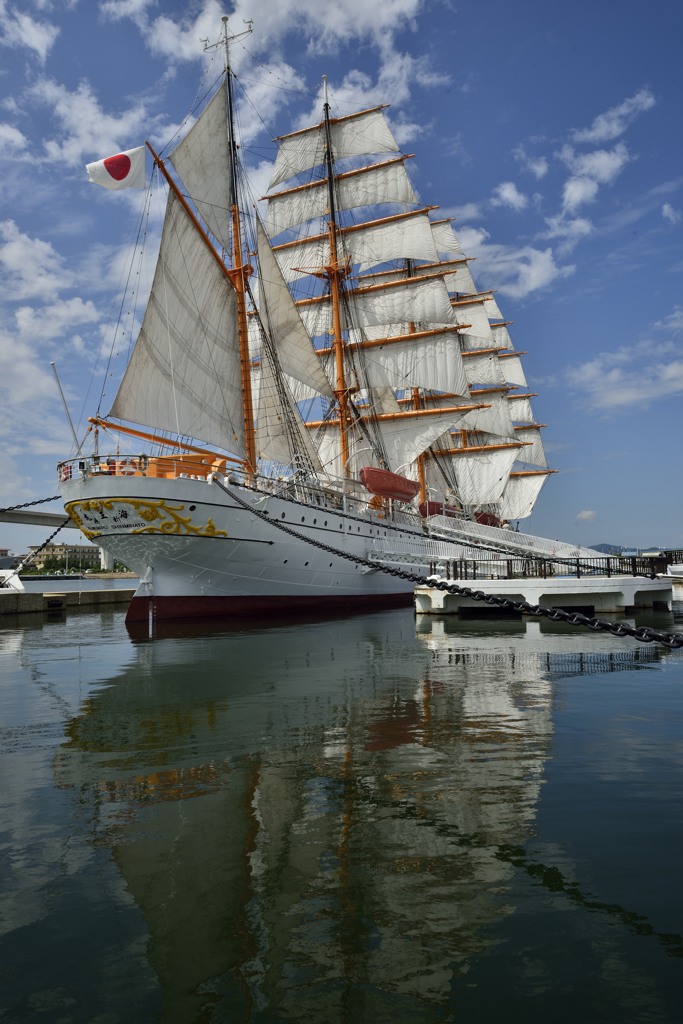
[60,471,448,622]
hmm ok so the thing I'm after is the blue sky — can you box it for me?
[1,0,682,555]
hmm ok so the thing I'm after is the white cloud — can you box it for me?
[576,510,597,522]
[0,1,59,64]
[0,219,73,302]
[543,213,593,250]
[29,78,151,168]
[456,227,574,299]
[513,144,548,179]
[559,142,630,185]
[571,87,655,144]
[491,181,528,211]
[563,322,683,412]
[662,202,681,224]
[653,307,683,332]
[442,203,481,223]
[0,122,26,149]
[561,176,599,213]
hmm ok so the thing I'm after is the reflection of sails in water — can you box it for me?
[53,614,665,1013]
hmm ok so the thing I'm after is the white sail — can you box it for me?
[436,444,520,505]
[347,328,469,396]
[508,395,536,423]
[109,191,245,455]
[483,293,503,319]
[430,219,465,257]
[273,210,439,282]
[499,352,527,386]
[462,351,507,387]
[297,274,454,335]
[497,473,550,520]
[256,220,334,398]
[490,324,514,350]
[514,427,547,466]
[254,344,324,472]
[443,261,478,296]
[452,300,494,346]
[168,82,232,251]
[457,391,516,437]
[313,404,471,480]
[269,106,400,189]
[265,158,417,237]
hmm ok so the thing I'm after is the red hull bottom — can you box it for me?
[124,590,413,624]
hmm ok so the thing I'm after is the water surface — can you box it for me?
[1,607,681,1022]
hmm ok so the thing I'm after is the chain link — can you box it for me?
[214,479,683,651]
[0,495,61,513]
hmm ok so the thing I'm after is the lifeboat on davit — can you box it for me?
[419,501,460,519]
[474,511,502,527]
[359,467,420,503]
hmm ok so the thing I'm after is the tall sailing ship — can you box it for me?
[58,18,590,624]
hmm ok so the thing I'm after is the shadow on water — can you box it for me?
[1,607,682,1022]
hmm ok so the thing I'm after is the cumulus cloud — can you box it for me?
[491,181,528,211]
[0,219,73,302]
[559,142,630,184]
[576,510,597,522]
[0,1,60,64]
[561,176,599,213]
[571,87,655,144]
[29,78,151,168]
[456,227,574,300]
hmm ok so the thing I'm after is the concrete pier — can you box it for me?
[414,574,673,616]
[0,588,136,617]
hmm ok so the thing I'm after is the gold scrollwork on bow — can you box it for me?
[66,498,228,539]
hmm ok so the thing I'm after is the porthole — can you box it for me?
[281,512,286,519]
[301,516,305,522]
[304,561,309,566]
[283,559,288,564]
[189,504,196,511]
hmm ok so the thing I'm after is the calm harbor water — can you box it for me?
[1,604,682,1023]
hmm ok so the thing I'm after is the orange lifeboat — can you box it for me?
[418,501,460,519]
[359,467,420,502]
[475,511,502,527]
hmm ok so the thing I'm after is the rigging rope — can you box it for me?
[212,477,683,651]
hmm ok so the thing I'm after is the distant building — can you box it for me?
[27,543,100,572]
[0,548,22,570]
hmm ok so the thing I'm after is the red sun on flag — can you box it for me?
[103,153,132,181]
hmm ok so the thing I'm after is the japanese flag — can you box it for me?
[86,146,146,190]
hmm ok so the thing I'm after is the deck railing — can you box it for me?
[428,555,671,581]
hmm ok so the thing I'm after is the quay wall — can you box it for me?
[0,589,136,617]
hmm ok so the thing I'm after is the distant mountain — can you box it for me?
[591,542,674,555]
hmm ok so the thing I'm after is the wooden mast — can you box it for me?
[322,75,352,476]
[219,17,257,477]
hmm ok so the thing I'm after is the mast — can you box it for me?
[204,16,257,475]
[321,75,352,475]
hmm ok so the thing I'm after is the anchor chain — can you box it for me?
[214,478,683,651]
[0,495,61,513]
[0,496,70,581]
